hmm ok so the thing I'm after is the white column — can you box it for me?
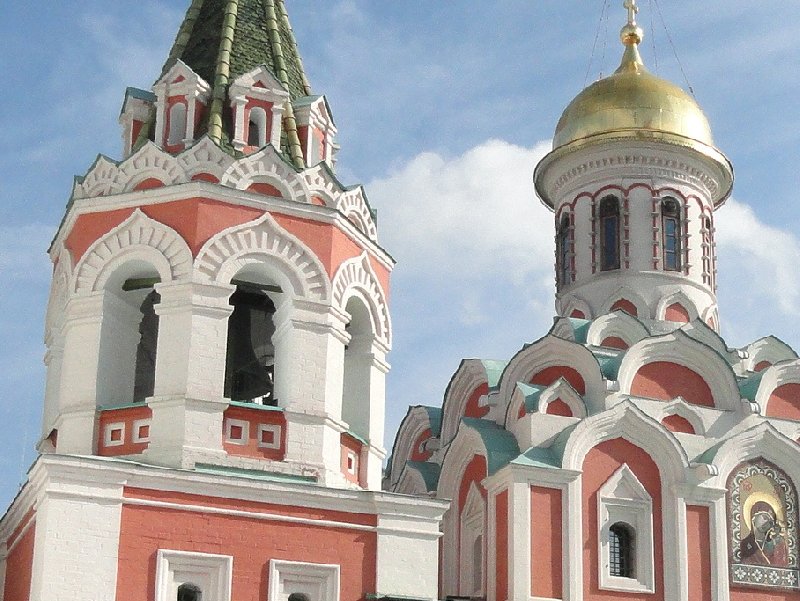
[231,96,247,151]
[56,294,105,455]
[509,481,531,601]
[145,281,234,469]
[41,333,64,439]
[270,106,283,148]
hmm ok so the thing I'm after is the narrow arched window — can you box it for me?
[288,594,310,601]
[168,102,187,145]
[224,283,277,404]
[248,107,267,147]
[557,212,571,287]
[599,196,620,271]
[177,583,202,601]
[662,198,681,271]
[609,522,635,578]
[701,214,714,288]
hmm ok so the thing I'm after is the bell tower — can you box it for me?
[534,0,733,328]
[43,0,391,489]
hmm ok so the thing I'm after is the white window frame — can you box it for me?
[268,559,340,601]
[257,423,281,449]
[597,464,654,593]
[155,549,233,601]
[224,418,249,445]
[104,422,125,447]
[132,419,151,443]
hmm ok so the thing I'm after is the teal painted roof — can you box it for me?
[125,87,156,103]
[512,446,561,469]
[423,406,443,435]
[516,382,546,414]
[593,351,624,380]
[194,463,316,483]
[461,418,521,475]
[405,461,441,492]
[738,372,764,401]
[482,359,507,389]
[569,318,591,343]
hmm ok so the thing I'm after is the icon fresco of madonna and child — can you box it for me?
[736,470,794,568]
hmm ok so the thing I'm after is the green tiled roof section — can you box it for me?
[593,351,624,380]
[512,446,561,469]
[172,0,228,84]
[406,461,441,492]
[569,318,591,343]
[481,359,507,390]
[738,372,764,402]
[461,418,520,475]
[517,382,545,413]
[423,406,443,435]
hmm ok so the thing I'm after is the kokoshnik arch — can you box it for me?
[3,1,800,601]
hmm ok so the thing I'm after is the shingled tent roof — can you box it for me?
[160,0,312,167]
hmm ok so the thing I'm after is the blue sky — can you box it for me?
[1,1,800,507]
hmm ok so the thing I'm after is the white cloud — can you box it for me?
[369,139,554,282]
[716,198,800,315]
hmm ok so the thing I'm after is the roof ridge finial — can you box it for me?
[621,0,644,47]
[617,0,645,72]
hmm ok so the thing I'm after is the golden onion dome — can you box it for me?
[554,30,713,149]
[535,2,733,208]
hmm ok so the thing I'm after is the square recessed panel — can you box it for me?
[257,424,281,449]
[104,423,125,447]
[132,419,151,443]
[225,419,249,444]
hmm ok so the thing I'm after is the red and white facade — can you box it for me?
[0,2,446,600]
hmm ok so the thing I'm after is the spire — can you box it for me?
[617,0,645,73]
[161,0,310,166]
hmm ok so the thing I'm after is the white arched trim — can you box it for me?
[678,320,730,359]
[112,142,184,194]
[745,336,798,373]
[220,146,308,202]
[437,424,489,502]
[194,211,331,302]
[177,135,235,182]
[586,311,650,348]
[754,359,800,416]
[654,398,707,436]
[506,378,587,428]
[617,330,740,411]
[701,305,720,333]
[497,335,605,416]
[655,290,699,322]
[395,465,433,496]
[332,252,391,347]
[302,163,342,209]
[388,406,439,489]
[558,294,593,320]
[439,360,491,447]
[708,422,800,491]
[600,286,649,319]
[337,186,378,241]
[72,209,192,294]
[560,401,689,485]
[45,248,73,337]
[73,155,119,200]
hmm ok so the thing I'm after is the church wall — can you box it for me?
[582,438,664,601]
[630,362,714,407]
[766,383,800,421]
[686,505,712,601]
[117,487,378,601]
[3,514,35,601]
[530,486,562,599]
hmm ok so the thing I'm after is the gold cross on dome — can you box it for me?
[624,0,639,25]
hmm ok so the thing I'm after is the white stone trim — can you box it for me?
[72,209,192,294]
[155,549,233,601]
[177,136,235,182]
[224,419,249,445]
[195,211,331,302]
[497,335,605,418]
[220,145,309,202]
[336,186,377,242]
[257,423,281,449]
[616,330,741,411]
[597,465,655,593]
[104,422,125,447]
[268,559,340,601]
[132,419,151,443]
[754,358,800,416]
[586,311,649,349]
[557,294,593,320]
[599,286,649,319]
[439,359,491,446]
[743,336,798,373]
[655,289,699,322]
[332,252,391,347]
[113,143,185,194]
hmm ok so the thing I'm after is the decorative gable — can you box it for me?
[293,95,338,168]
[229,66,291,152]
[153,60,212,152]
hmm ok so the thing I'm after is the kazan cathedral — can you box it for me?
[1,1,799,601]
